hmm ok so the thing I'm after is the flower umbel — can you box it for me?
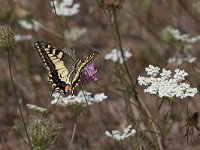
[0,25,15,52]
[51,91,107,106]
[137,65,198,99]
[51,0,80,16]
[104,48,132,64]
[15,34,33,41]
[26,104,47,113]
[165,26,200,44]
[105,125,136,141]
[18,20,40,31]
[64,27,87,41]
[168,55,197,65]
[80,63,98,85]
[27,117,62,150]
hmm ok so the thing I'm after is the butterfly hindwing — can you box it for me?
[70,51,99,88]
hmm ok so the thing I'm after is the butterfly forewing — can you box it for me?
[34,41,72,93]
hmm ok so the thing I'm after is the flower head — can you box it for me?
[165,26,200,44]
[26,104,47,113]
[145,65,160,77]
[27,117,62,150]
[104,48,132,64]
[64,28,87,41]
[168,55,197,65]
[0,25,15,52]
[15,34,32,41]
[51,0,80,16]
[105,125,136,141]
[51,91,107,107]
[80,63,98,85]
[137,65,198,99]
[18,20,39,31]
[51,91,106,115]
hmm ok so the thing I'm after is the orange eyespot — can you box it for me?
[65,85,71,92]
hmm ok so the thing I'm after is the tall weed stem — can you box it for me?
[7,52,33,149]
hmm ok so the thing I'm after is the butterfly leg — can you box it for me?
[50,88,56,96]
[71,87,75,96]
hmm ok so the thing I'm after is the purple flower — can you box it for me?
[80,63,98,85]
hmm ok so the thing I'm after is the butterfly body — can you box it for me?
[34,41,98,94]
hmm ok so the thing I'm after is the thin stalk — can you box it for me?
[7,53,33,149]
[120,140,124,150]
[139,98,164,150]
[94,81,138,107]
[178,0,200,24]
[111,8,142,110]
[186,99,189,144]
[114,63,132,122]
[68,123,77,150]
[111,8,135,124]
[80,87,105,149]
[112,8,134,89]
[36,22,62,38]
[51,0,68,47]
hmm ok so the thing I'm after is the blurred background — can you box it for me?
[0,0,200,149]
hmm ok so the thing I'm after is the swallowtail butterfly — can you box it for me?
[34,41,98,94]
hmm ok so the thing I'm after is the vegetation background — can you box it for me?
[0,0,200,149]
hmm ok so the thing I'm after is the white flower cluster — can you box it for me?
[64,28,87,41]
[15,34,32,41]
[51,91,107,106]
[104,48,132,64]
[166,27,200,44]
[18,20,40,31]
[105,125,136,141]
[167,45,197,65]
[26,104,47,113]
[51,0,80,16]
[137,65,198,99]
[168,55,197,65]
